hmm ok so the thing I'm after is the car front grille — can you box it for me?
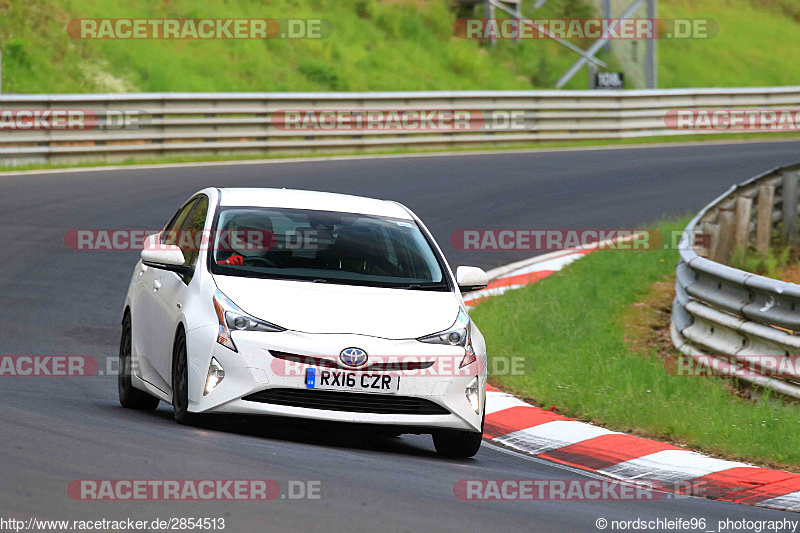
[242,388,450,415]
[268,351,436,372]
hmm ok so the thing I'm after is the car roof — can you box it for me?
[217,188,413,220]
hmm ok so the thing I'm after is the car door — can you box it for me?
[133,198,199,394]
[131,260,160,387]
[150,195,210,389]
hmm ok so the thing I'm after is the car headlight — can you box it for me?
[213,289,285,352]
[418,308,476,368]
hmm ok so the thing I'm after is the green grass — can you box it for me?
[730,244,793,278]
[728,222,800,279]
[1,0,798,94]
[0,0,612,93]
[659,0,800,88]
[471,217,800,468]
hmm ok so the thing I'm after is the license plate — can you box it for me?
[305,368,399,393]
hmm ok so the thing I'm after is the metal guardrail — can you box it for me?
[671,162,800,399]
[2,87,800,165]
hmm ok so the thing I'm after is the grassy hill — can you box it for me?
[0,0,797,94]
[658,0,800,88]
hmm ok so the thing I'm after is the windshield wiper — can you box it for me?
[391,283,448,290]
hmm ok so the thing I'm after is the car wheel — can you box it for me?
[171,328,196,425]
[432,414,484,458]
[118,313,160,411]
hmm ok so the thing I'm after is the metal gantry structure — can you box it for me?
[455,0,657,89]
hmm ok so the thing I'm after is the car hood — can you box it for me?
[212,275,460,339]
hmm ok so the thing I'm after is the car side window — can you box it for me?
[162,199,198,245]
[180,196,209,267]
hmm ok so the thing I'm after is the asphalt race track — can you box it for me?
[2,140,799,532]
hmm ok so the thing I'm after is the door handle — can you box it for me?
[153,280,161,292]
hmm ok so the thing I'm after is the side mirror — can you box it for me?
[141,233,192,275]
[456,266,488,293]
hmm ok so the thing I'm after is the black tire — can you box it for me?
[433,429,483,458]
[433,414,484,458]
[118,313,160,411]
[171,328,197,425]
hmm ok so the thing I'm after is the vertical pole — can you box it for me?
[706,223,720,260]
[733,196,753,256]
[485,0,496,47]
[645,0,657,88]
[602,0,611,54]
[588,63,598,89]
[714,211,735,264]
[514,1,522,43]
[755,185,775,252]
[782,172,799,243]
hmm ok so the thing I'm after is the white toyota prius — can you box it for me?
[120,188,489,457]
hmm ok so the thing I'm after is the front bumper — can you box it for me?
[185,325,486,433]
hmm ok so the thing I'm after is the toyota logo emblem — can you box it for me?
[339,347,368,367]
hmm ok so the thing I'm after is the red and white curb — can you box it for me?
[470,249,800,512]
[483,386,800,512]
[464,249,591,306]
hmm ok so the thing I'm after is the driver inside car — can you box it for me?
[216,214,275,266]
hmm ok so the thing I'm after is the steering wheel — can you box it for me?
[243,256,278,268]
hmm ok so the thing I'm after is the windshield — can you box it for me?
[209,207,448,290]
